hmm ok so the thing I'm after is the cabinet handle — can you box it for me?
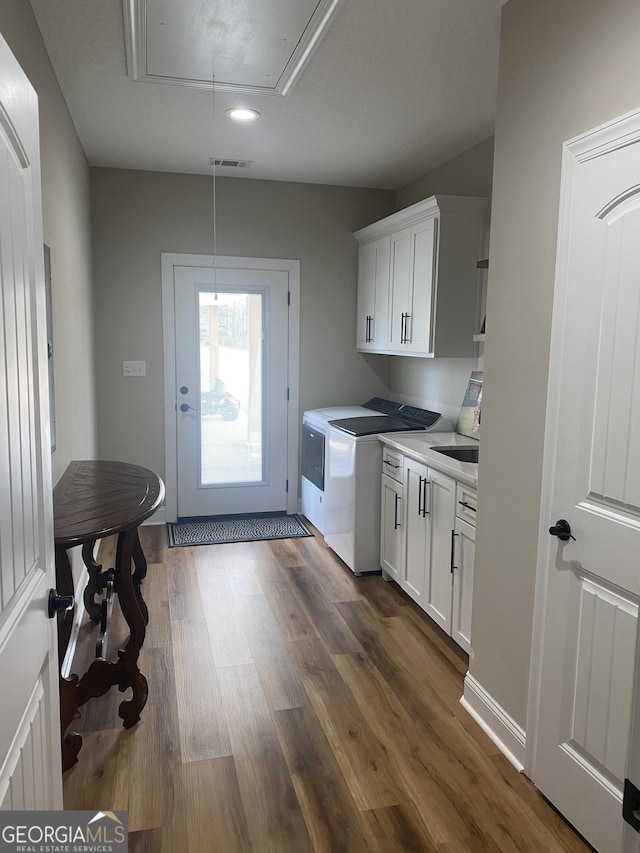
[401,312,411,344]
[422,478,430,517]
[394,493,401,529]
[366,315,373,343]
[384,459,400,470]
[417,475,423,516]
[450,530,458,573]
[458,501,476,513]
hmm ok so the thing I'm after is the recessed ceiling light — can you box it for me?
[226,108,260,122]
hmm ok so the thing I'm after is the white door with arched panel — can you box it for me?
[0,34,62,810]
[532,108,640,853]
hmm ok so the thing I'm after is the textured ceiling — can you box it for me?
[30,0,504,189]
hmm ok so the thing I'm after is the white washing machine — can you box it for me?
[301,404,373,534]
[324,407,442,574]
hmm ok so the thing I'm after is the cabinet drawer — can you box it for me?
[456,484,477,526]
[382,447,403,482]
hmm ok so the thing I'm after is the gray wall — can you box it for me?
[471,0,640,729]
[396,137,495,211]
[90,169,393,480]
[0,3,96,485]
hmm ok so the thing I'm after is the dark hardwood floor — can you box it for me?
[62,524,591,852]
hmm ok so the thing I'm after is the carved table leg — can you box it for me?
[114,529,148,728]
[81,538,102,623]
[131,527,149,624]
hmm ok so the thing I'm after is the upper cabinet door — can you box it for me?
[356,236,390,352]
[406,218,437,355]
[388,228,411,352]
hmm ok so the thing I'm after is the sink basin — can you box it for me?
[430,445,479,463]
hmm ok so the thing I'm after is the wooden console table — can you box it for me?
[53,460,164,771]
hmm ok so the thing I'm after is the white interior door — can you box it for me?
[173,263,290,518]
[0,35,62,809]
[532,108,640,853]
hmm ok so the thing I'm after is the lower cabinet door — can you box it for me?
[403,459,430,603]
[380,474,403,581]
[451,516,476,653]
[423,467,456,633]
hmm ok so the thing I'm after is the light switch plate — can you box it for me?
[123,360,146,376]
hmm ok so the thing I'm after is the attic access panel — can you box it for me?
[124,0,345,95]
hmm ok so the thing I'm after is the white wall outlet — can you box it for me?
[123,360,146,376]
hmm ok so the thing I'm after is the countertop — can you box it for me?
[379,431,479,487]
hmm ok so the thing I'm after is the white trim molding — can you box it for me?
[123,0,345,97]
[461,674,527,773]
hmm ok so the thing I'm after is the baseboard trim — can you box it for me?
[460,673,526,773]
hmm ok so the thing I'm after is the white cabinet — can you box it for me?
[380,474,403,582]
[380,446,404,582]
[379,446,477,653]
[403,457,430,603]
[451,483,477,653]
[354,195,488,357]
[451,517,475,653]
[356,235,390,352]
[423,467,457,633]
[388,219,437,354]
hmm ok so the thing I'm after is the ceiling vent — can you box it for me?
[209,158,253,169]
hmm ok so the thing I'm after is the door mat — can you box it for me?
[167,513,312,547]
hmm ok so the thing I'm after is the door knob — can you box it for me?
[548,519,575,541]
[48,589,74,619]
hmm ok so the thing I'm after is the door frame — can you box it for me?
[526,105,640,784]
[161,252,300,522]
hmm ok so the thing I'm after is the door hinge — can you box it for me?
[288,291,291,306]
[287,387,290,401]
[286,479,289,492]
[623,778,640,832]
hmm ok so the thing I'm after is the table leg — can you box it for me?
[114,529,148,728]
[131,527,149,624]
[81,539,102,623]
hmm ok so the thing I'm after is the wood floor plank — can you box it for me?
[233,591,309,710]
[353,574,412,618]
[142,562,170,649]
[217,662,313,852]
[287,565,363,654]
[287,638,403,811]
[252,558,318,642]
[274,705,380,853]
[182,756,252,853]
[335,599,457,722]
[138,524,167,565]
[332,650,484,846]
[291,536,364,604]
[196,569,253,668]
[168,547,205,621]
[171,619,232,762]
[127,646,181,831]
[361,804,441,853]
[128,828,163,853]
[62,728,130,812]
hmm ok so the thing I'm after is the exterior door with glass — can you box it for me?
[174,263,290,517]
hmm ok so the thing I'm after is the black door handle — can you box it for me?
[179,403,198,413]
[48,589,74,619]
[549,519,575,541]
